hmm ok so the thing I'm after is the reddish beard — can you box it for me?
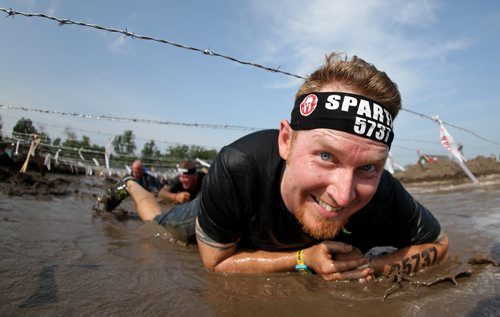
[294,206,348,239]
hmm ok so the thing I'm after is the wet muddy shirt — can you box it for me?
[198,130,442,253]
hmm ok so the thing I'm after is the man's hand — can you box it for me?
[175,191,191,203]
[197,219,372,280]
[304,241,374,282]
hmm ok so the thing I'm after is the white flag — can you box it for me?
[104,139,112,175]
[78,147,85,161]
[44,153,51,171]
[433,116,478,184]
[436,119,465,163]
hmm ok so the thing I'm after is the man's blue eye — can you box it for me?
[359,164,376,173]
[319,152,332,161]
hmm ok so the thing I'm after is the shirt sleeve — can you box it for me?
[346,171,442,253]
[198,146,254,244]
[168,176,183,193]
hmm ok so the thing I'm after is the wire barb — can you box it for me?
[6,8,15,17]
[124,28,135,39]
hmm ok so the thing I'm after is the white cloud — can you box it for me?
[108,34,128,54]
[394,0,440,26]
[47,0,58,16]
[246,0,471,97]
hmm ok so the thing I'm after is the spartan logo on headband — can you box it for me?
[299,94,318,116]
[291,92,395,147]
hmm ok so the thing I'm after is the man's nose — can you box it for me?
[326,168,356,207]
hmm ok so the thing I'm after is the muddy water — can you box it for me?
[0,174,499,316]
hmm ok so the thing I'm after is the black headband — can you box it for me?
[290,92,394,147]
[178,167,196,175]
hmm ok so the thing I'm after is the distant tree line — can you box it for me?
[1,116,218,169]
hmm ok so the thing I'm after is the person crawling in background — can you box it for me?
[99,159,204,244]
[129,159,162,195]
[157,159,205,205]
[195,52,449,281]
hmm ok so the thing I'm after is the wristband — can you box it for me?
[295,250,312,275]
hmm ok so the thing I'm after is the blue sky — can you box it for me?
[1,0,499,166]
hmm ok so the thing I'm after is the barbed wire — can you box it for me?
[1,7,499,147]
[395,136,493,152]
[1,113,221,148]
[401,108,500,146]
[396,137,440,145]
[3,102,500,148]
[0,104,262,132]
[0,7,304,80]
[392,144,445,155]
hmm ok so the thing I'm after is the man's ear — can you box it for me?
[278,120,292,160]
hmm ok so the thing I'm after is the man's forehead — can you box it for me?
[299,128,389,156]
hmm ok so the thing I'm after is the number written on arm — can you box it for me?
[389,246,438,275]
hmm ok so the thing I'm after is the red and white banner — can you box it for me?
[437,120,465,163]
[434,116,479,184]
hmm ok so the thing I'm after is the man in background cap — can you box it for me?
[158,159,205,204]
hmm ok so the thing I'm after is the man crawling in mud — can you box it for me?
[194,52,449,281]
[105,52,448,281]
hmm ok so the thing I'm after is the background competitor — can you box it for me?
[130,159,162,195]
[157,159,205,205]
[99,160,204,243]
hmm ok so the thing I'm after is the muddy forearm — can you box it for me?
[369,233,449,275]
[157,188,186,203]
[157,187,173,201]
[196,219,298,273]
[212,249,297,274]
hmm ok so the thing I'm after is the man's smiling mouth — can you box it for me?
[314,196,343,213]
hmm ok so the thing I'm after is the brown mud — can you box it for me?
[1,159,499,316]
[394,155,500,184]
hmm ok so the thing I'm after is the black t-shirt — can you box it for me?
[169,172,205,200]
[198,129,442,253]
